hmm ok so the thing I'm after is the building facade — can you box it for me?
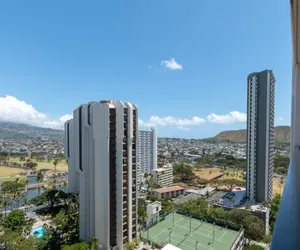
[146,201,161,226]
[246,70,275,202]
[64,100,138,250]
[139,128,157,174]
[151,164,173,187]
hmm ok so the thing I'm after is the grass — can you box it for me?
[141,212,241,250]
[9,157,68,172]
[0,176,26,182]
[194,168,224,180]
[0,166,25,177]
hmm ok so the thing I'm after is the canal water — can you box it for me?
[1,176,45,211]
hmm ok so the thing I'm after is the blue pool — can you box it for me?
[31,226,46,238]
[221,190,246,208]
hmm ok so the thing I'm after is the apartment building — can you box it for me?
[139,128,157,176]
[151,164,173,187]
[246,70,275,202]
[153,186,185,200]
[64,100,138,250]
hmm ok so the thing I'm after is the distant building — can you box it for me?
[146,201,161,226]
[184,187,215,197]
[246,70,275,202]
[151,164,173,187]
[153,186,185,200]
[139,128,157,177]
[65,100,138,250]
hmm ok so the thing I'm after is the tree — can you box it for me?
[244,245,264,250]
[37,171,44,196]
[2,210,26,232]
[222,179,245,191]
[138,198,147,225]
[210,179,222,189]
[173,162,196,183]
[198,178,209,187]
[88,237,101,250]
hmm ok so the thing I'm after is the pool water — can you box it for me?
[221,190,246,208]
[31,226,46,238]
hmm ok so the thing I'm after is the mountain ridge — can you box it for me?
[206,125,290,143]
[0,121,64,140]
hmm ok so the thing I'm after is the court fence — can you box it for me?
[176,209,241,232]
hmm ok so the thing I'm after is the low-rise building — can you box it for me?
[184,187,215,197]
[152,164,173,187]
[146,201,161,226]
[153,186,185,200]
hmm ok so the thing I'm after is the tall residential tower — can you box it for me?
[246,70,275,202]
[65,100,138,250]
[139,128,157,175]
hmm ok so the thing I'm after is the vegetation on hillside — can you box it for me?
[206,126,290,143]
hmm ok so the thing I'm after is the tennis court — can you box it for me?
[141,212,241,250]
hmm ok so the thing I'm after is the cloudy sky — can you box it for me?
[0,1,291,138]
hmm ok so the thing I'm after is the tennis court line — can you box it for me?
[218,231,227,241]
[181,236,214,250]
[152,229,168,240]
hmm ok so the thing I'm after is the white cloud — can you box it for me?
[207,111,247,124]
[177,126,190,131]
[278,116,285,121]
[161,58,183,70]
[139,116,206,128]
[0,95,72,129]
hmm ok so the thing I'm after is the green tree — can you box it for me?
[173,162,196,183]
[37,171,44,196]
[88,237,100,250]
[2,210,26,232]
[138,198,147,225]
[244,245,264,250]
[222,179,245,191]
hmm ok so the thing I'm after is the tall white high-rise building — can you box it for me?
[65,100,138,250]
[139,128,157,176]
[246,70,275,202]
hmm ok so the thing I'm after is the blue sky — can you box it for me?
[0,0,292,138]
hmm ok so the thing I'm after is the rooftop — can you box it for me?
[154,185,185,193]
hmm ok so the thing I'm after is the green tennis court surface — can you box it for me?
[141,213,241,250]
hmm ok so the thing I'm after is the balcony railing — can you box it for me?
[271,1,300,249]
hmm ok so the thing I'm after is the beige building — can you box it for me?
[152,164,173,187]
[153,186,185,200]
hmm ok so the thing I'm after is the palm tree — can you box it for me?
[88,237,100,250]
[53,159,58,187]
[2,201,9,217]
[37,171,44,196]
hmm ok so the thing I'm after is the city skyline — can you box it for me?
[0,1,291,138]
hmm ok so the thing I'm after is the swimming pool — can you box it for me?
[221,190,246,208]
[31,226,46,238]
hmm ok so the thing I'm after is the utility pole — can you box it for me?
[195,241,198,250]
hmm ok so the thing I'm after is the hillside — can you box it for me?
[207,126,290,143]
[0,121,64,140]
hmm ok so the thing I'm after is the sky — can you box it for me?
[0,0,292,138]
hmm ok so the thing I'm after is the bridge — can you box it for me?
[25,183,45,190]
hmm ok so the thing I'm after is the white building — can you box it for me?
[146,201,161,226]
[139,128,157,175]
[247,70,275,202]
[151,164,173,187]
[65,100,138,250]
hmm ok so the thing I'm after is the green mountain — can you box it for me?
[0,121,64,140]
[207,126,290,143]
